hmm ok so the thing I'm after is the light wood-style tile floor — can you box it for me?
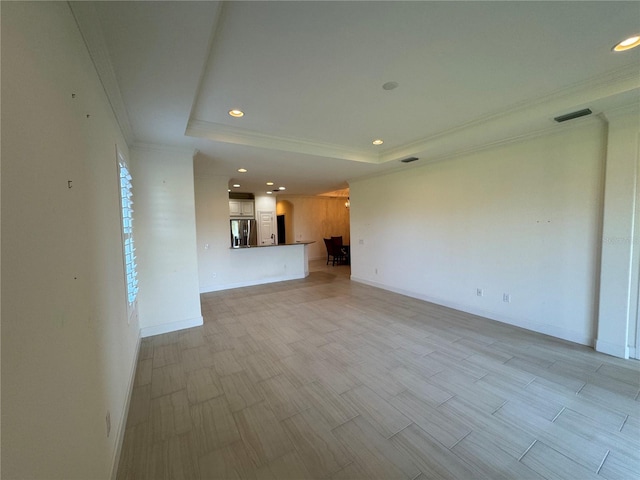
[117,260,640,479]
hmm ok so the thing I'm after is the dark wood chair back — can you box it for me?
[324,238,344,266]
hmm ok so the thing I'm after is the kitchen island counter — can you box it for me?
[230,241,315,249]
[203,241,313,292]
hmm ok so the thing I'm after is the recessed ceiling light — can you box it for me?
[266,182,274,186]
[228,189,231,192]
[237,168,247,173]
[372,139,384,145]
[228,109,244,118]
[382,81,398,91]
[278,186,286,191]
[233,184,240,188]
[266,191,273,194]
[613,34,640,52]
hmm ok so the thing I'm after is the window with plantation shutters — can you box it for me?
[118,152,138,305]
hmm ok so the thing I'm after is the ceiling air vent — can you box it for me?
[554,108,592,123]
[400,157,419,163]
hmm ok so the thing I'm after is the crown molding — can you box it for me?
[186,119,378,164]
[69,2,135,146]
[379,64,639,164]
[188,64,637,169]
[420,114,605,166]
[601,100,640,121]
[348,114,606,187]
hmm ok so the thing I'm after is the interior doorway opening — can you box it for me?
[276,200,294,244]
[277,214,286,244]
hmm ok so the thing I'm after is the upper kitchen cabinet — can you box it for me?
[230,199,254,218]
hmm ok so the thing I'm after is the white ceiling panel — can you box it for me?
[75,1,640,195]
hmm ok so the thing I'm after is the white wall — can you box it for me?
[2,3,140,478]
[195,174,308,291]
[350,121,606,346]
[255,194,276,216]
[596,107,640,358]
[131,146,203,337]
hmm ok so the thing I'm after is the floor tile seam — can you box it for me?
[512,419,608,473]
[556,404,632,435]
[258,397,313,423]
[150,355,183,370]
[242,439,308,477]
[536,439,609,473]
[618,414,629,432]
[185,388,227,407]
[416,382,459,408]
[277,412,356,478]
[386,421,415,442]
[447,429,472,450]
[348,399,414,441]
[517,439,537,462]
[596,449,611,475]
[327,412,364,434]
[132,376,152,389]
[525,381,629,419]
[148,426,196,448]
[186,391,235,416]
[491,399,509,415]
[580,371,640,391]
[391,419,476,472]
[550,406,566,423]
[489,397,508,416]
[150,384,186,400]
[557,408,640,452]
[193,439,248,469]
[577,383,640,409]
[443,409,533,461]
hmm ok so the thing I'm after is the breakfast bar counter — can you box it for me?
[219,241,315,290]
[230,240,315,249]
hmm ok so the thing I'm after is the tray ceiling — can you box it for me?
[73,1,640,195]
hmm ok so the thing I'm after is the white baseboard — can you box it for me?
[140,315,204,338]
[110,332,141,480]
[199,273,307,294]
[595,339,630,359]
[350,275,593,348]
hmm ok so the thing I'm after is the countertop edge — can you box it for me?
[230,241,315,250]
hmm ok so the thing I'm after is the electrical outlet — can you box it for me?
[476,288,483,297]
[212,272,217,278]
[359,239,364,245]
[375,268,378,274]
[106,410,111,437]
[503,293,511,303]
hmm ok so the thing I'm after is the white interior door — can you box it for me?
[259,211,276,245]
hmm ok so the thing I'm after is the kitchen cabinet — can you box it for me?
[229,200,254,218]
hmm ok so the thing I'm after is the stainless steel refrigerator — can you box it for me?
[230,219,257,247]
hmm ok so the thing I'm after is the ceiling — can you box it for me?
[71,1,640,196]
